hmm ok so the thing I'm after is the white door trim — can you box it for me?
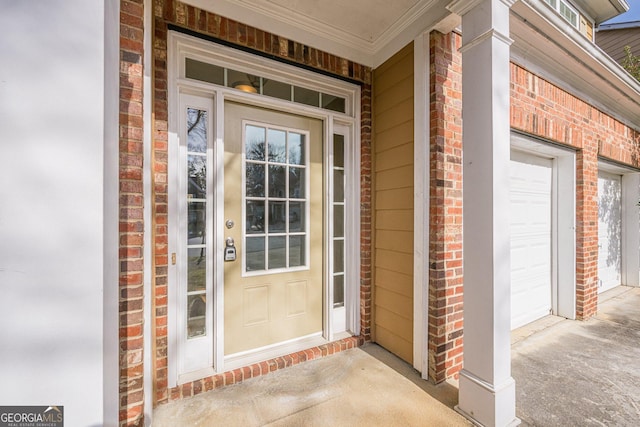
[598,159,640,290]
[510,151,553,329]
[511,132,576,322]
[167,31,360,386]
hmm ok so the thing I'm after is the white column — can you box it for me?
[448,0,520,426]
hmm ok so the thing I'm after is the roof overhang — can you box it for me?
[575,0,629,25]
[511,0,640,129]
[180,0,455,68]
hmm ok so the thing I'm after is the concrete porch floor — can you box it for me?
[153,286,640,426]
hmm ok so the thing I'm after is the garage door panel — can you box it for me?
[598,171,622,293]
[510,155,552,330]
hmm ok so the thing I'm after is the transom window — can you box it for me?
[244,123,309,272]
[186,58,347,113]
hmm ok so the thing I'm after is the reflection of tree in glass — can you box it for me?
[187,109,207,152]
[268,141,286,163]
[246,139,289,198]
[188,157,206,199]
[247,138,266,196]
[187,109,207,198]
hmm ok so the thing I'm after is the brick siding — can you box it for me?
[510,63,640,319]
[119,0,145,426]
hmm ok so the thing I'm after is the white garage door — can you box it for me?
[510,154,552,330]
[598,171,622,293]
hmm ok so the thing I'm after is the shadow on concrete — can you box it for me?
[360,343,461,411]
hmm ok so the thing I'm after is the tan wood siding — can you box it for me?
[373,42,414,364]
[596,28,640,64]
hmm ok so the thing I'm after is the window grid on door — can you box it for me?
[244,123,309,273]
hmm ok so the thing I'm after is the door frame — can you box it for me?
[598,159,640,291]
[511,132,576,323]
[167,31,361,386]
[509,150,554,329]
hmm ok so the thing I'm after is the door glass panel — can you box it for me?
[263,80,292,101]
[227,69,260,93]
[267,129,286,163]
[289,202,305,232]
[288,133,305,165]
[246,125,266,160]
[268,201,286,232]
[294,86,320,107]
[268,165,286,198]
[188,202,206,242]
[246,163,265,197]
[332,133,346,307]
[333,275,344,308]
[244,122,309,272]
[268,236,286,269]
[187,294,206,338]
[289,235,305,267]
[187,248,206,292]
[322,94,346,113]
[334,240,344,273]
[333,134,344,167]
[246,200,265,234]
[187,108,208,152]
[289,167,305,198]
[334,205,344,238]
[188,155,207,198]
[334,169,344,202]
[246,237,265,271]
[185,58,224,86]
[185,106,210,340]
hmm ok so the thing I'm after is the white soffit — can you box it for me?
[180,0,453,67]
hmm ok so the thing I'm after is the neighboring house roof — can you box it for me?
[598,0,640,29]
[596,0,640,63]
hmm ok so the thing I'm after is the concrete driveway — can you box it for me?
[512,285,640,426]
[153,286,640,426]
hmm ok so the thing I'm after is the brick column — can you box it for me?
[575,147,599,319]
[428,30,464,383]
[360,83,373,341]
[119,0,145,425]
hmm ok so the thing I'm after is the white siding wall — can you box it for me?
[0,1,119,425]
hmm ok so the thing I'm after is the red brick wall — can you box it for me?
[119,0,145,425]
[510,63,640,319]
[150,0,372,406]
[426,36,640,384]
[361,83,373,341]
[428,31,464,383]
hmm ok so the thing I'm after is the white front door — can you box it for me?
[510,153,553,330]
[598,171,622,293]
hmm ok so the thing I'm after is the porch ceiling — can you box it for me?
[181,0,455,67]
